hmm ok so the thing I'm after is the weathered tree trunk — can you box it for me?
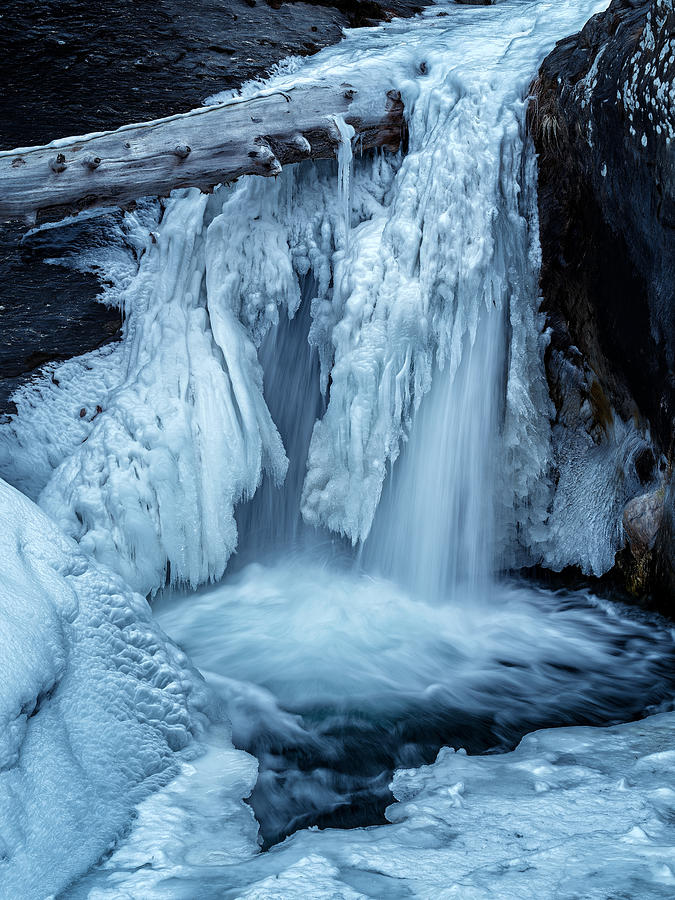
[0,83,404,224]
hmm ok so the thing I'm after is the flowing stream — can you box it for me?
[6,0,675,895]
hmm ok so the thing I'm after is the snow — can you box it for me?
[0,476,253,898]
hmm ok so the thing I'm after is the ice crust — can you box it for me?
[239,712,675,900]
[0,476,254,898]
[70,705,675,899]
[0,0,636,594]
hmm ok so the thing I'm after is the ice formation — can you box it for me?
[0,0,638,595]
[0,475,253,898]
[68,700,675,898]
[232,711,675,900]
[2,0,673,896]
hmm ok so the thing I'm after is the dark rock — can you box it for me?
[0,220,122,413]
[652,478,675,607]
[624,490,664,554]
[617,480,673,609]
[532,0,675,602]
[531,0,674,452]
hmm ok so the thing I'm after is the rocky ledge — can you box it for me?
[532,0,674,606]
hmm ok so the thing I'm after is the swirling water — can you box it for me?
[155,289,675,846]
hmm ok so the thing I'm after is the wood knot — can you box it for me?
[11,157,25,168]
[49,153,67,173]
[82,155,101,170]
[173,144,191,159]
[250,139,282,176]
[290,133,312,155]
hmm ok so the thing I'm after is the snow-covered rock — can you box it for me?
[0,476,254,899]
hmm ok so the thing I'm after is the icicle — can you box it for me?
[332,115,355,250]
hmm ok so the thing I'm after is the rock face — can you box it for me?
[624,490,664,554]
[532,0,674,604]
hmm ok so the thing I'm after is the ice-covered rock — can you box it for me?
[0,476,254,899]
[531,0,674,591]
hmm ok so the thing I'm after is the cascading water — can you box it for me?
[3,0,675,895]
[147,0,675,853]
[234,274,326,560]
[364,285,506,598]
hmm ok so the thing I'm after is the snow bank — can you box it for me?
[0,476,254,898]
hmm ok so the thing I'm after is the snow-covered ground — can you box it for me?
[0,477,257,898]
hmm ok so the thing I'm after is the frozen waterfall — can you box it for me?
[0,0,624,595]
[2,1,674,898]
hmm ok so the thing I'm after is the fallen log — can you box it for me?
[0,83,404,224]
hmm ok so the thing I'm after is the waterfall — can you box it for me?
[0,0,614,596]
[364,306,505,599]
[6,2,675,896]
[234,274,326,559]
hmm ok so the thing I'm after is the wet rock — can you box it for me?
[618,482,673,609]
[531,0,674,602]
[652,479,675,607]
[624,490,664,554]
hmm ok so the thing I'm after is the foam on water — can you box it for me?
[70,560,675,896]
[152,558,675,845]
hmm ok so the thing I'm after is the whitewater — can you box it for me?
[1,0,674,897]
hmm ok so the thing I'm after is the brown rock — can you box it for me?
[623,491,664,555]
